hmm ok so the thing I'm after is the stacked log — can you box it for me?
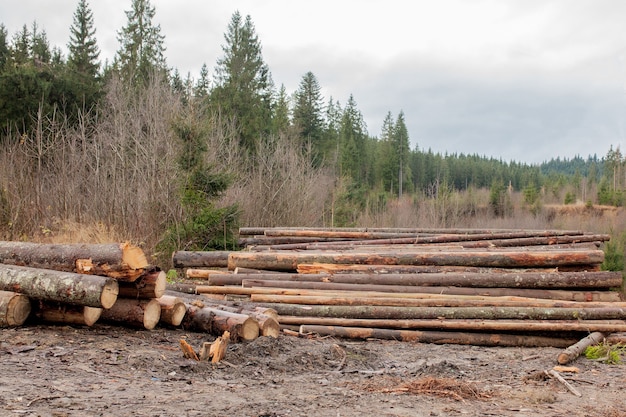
[176,227,626,347]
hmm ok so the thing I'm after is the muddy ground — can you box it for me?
[1,324,625,417]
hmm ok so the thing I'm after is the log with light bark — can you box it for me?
[239,226,585,236]
[182,305,259,341]
[117,269,166,299]
[0,264,119,308]
[33,300,102,326]
[0,290,31,327]
[155,295,186,327]
[298,325,579,347]
[100,298,161,330]
[228,249,605,272]
[557,331,608,365]
[185,268,230,280]
[172,251,231,268]
[0,241,149,281]
[297,263,548,274]
[261,229,587,240]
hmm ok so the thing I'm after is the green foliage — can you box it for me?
[489,180,511,217]
[584,342,625,364]
[564,191,576,204]
[67,0,100,78]
[293,71,325,161]
[601,238,625,273]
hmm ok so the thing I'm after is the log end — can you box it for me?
[143,299,162,330]
[162,302,187,327]
[153,271,167,299]
[121,242,149,270]
[100,280,119,309]
[240,317,260,341]
[83,306,103,326]
[7,293,31,326]
[260,317,281,338]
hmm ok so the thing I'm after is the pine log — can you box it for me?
[118,269,166,299]
[100,298,161,330]
[298,325,579,347]
[156,295,186,327]
[557,331,608,365]
[185,268,230,280]
[182,305,259,341]
[297,264,553,274]
[239,226,585,236]
[240,310,280,337]
[257,303,626,321]
[262,229,589,240]
[0,290,31,326]
[280,316,626,333]
[172,251,230,268]
[0,264,119,308]
[0,241,148,281]
[34,300,102,326]
[606,333,626,344]
[241,279,622,302]
[166,282,198,294]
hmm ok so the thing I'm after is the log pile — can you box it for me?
[177,227,626,348]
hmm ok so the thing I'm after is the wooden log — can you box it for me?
[118,269,166,299]
[166,283,197,294]
[279,316,626,333]
[185,268,230,280]
[241,279,622,302]
[100,298,161,330]
[242,311,280,337]
[34,300,102,326]
[257,303,626,321]
[155,295,186,327]
[182,305,259,341]
[239,227,585,236]
[297,263,551,274]
[0,241,149,281]
[172,251,230,268]
[262,229,588,240]
[228,249,605,272]
[298,325,579,347]
[606,332,626,344]
[0,264,119,308]
[0,290,31,326]
[557,331,608,365]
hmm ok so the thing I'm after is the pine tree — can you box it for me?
[11,25,30,65]
[271,84,291,134]
[193,63,209,99]
[0,25,8,69]
[67,0,100,77]
[394,111,411,196]
[293,71,325,158]
[378,111,396,193]
[30,22,51,64]
[113,0,166,86]
[339,95,367,182]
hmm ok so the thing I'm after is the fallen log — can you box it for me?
[298,325,579,347]
[239,227,585,236]
[0,264,119,308]
[155,295,186,327]
[118,269,166,299]
[297,264,552,274]
[0,290,31,326]
[33,300,102,326]
[0,241,149,281]
[100,298,161,330]
[557,331,608,365]
[166,283,197,294]
[172,251,230,268]
[185,268,230,280]
[182,305,259,341]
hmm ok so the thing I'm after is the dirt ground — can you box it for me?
[1,323,625,417]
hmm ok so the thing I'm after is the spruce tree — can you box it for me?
[0,25,8,69]
[394,111,411,196]
[293,71,325,158]
[271,84,291,134]
[67,0,100,78]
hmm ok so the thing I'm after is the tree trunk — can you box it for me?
[296,263,550,274]
[185,268,230,280]
[239,226,585,236]
[172,251,230,268]
[33,300,102,326]
[298,325,579,347]
[557,331,608,365]
[0,264,119,308]
[0,241,149,281]
[155,295,186,327]
[100,298,161,330]
[118,270,166,299]
[0,290,31,327]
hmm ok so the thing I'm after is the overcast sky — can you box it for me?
[2,0,625,164]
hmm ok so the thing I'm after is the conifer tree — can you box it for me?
[67,0,100,78]
[271,84,291,134]
[193,63,210,99]
[339,95,367,182]
[0,25,8,69]
[293,71,325,158]
[394,111,411,196]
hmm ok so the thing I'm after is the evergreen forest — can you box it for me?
[1,0,625,265]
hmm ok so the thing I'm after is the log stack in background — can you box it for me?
[174,227,626,347]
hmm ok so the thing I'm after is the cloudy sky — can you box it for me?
[2,0,625,164]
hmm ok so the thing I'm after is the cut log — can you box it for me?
[182,305,259,341]
[240,310,280,337]
[297,264,550,274]
[298,325,579,347]
[155,295,186,327]
[166,283,197,294]
[0,264,119,308]
[172,251,230,268]
[34,300,102,326]
[118,270,166,299]
[0,290,31,326]
[0,241,148,281]
[185,268,230,280]
[100,298,161,330]
[557,331,608,365]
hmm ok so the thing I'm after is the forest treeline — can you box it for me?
[0,0,624,262]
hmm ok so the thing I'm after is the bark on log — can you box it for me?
[238,227,585,236]
[298,325,579,347]
[182,305,259,341]
[118,269,166,299]
[100,298,161,330]
[0,264,119,308]
[257,303,626,321]
[172,251,230,268]
[0,290,31,326]
[185,268,230,280]
[262,229,590,240]
[557,331,608,365]
[297,264,552,274]
[0,241,149,281]
[156,295,186,327]
[34,300,102,326]
[228,249,605,272]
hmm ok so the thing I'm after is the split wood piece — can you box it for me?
[118,269,166,299]
[33,300,102,326]
[0,241,148,281]
[258,303,626,321]
[279,316,626,333]
[199,331,230,362]
[545,370,582,397]
[241,279,622,302]
[182,305,259,341]
[156,295,186,327]
[557,331,607,365]
[228,249,605,272]
[0,264,119,308]
[180,339,199,360]
[185,268,230,280]
[172,251,230,268]
[297,264,556,275]
[100,298,161,330]
[298,325,579,347]
[0,290,31,326]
